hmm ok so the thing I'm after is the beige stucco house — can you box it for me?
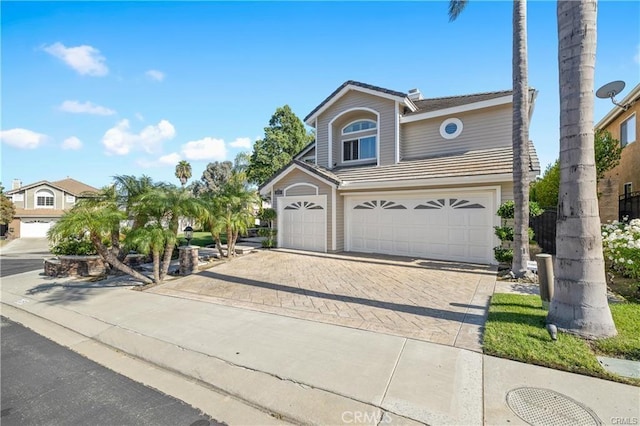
[259,81,540,264]
[5,178,99,238]
[596,83,639,222]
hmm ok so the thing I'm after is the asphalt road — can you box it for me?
[1,317,223,426]
[0,258,46,277]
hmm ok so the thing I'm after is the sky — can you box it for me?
[1,1,639,190]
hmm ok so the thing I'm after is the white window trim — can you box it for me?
[34,189,55,209]
[341,119,377,135]
[623,182,633,196]
[440,117,464,139]
[620,113,636,147]
[341,135,377,163]
[328,107,380,169]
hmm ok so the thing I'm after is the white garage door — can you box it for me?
[278,195,327,252]
[21,220,55,238]
[346,192,495,264]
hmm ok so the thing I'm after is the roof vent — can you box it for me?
[408,88,423,101]
[12,179,22,190]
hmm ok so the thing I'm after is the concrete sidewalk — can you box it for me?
[1,270,638,425]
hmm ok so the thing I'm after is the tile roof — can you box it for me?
[51,178,99,195]
[6,178,99,196]
[408,90,513,115]
[332,145,541,185]
[304,80,408,122]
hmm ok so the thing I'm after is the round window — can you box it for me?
[440,118,463,139]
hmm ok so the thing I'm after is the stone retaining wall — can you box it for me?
[44,254,147,277]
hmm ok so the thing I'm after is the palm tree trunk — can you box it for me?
[510,0,531,277]
[153,250,161,284]
[226,226,233,258]
[547,0,616,338]
[215,236,224,258]
[159,240,176,281]
[90,233,152,285]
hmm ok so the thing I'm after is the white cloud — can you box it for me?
[158,152,181,165]
[229,137,252,149]
[0,128,48,149]
[146,69,165,82]
[102,119,176,155]
[43,42,108,76]
[61,136,83,150]
[59,100,115,116]
[181,137,227,161]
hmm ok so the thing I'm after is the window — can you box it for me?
[343,136,376,162]
[343,120,376,134]
[623,182,633,198]
[439,118,464,139]
[35,190,54,208]
[66,195,76,203]
[620,115,636,147]
[13,193,23,202]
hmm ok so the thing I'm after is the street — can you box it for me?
[0,258,46,277]
[1,317,223,426]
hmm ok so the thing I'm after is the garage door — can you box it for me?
[278,195,327,252]
[21,220,55,238]
[346,192,495,264]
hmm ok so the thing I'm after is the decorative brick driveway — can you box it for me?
[150,250,497,351]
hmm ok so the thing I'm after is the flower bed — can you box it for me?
[602,218,640,280]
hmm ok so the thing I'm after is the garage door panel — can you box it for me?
[279,196,326,252]
[347,192,494,263]
[21,220,55,238]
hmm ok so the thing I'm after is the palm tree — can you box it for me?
[449,0,532,277]
[126,224,176,284]
[136,185,204,280]
[546,0,617,338]
[112,174,156,231]
[77,185,124,259]
[175,160,192,187]
[48,205,153,285]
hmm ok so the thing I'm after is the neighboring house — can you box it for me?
[260,80,540,264]
[5,178,99,238]
[596,83,639,222]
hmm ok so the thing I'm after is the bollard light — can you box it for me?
[184,226,193,246]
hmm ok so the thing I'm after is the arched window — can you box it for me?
[341,120,377,162]
[342,120,376,134]
[35,189,54,208]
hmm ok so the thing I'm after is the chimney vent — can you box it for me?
[408,88,423,101]
[12,179,22,190]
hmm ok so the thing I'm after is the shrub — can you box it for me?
[602,218,640,280]
[258,227,277,248]
[51,236,97,256]
[493,246,513,263]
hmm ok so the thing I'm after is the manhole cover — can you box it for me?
[506,387,602,425]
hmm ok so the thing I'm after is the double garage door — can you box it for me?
[277,191,496,264]
[346,192,495,264]
[20,220,55,238]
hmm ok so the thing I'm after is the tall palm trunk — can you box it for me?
[152,250,161,284]
[90,232,153,285]
[511,0,531,277]
[159,240,176,282]
[547,0,616,338]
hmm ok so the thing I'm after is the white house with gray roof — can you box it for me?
[260,80,540,264]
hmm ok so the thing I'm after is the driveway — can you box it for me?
[151,250,498,350]
[0,238,51,277]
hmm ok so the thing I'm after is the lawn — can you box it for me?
[483,293,640,386]
[182,231,226,247]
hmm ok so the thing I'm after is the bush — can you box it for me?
[258,227,277,248]
[493,246,513,263]
[51,236,97,256]
[602,218,640,280]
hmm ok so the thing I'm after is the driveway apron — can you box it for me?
[150,250,497,350]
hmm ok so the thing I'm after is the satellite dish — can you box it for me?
[596,80,628,110]
[596,80,625,99]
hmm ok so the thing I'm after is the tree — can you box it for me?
[0,183,16,230]
[449,0,532,278]
[200,161,233,194]
[175,161,192,187]
[126,224,176,284]
[247,105,314,186]
[530,131,622,207]
[547,0,617,338]
[48,204,153,285]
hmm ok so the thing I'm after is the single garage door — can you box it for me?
[20,220,55,238]
[278,195,327,252]
[346,192,495,264]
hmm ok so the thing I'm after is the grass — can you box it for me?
[483,293,640,386]
[182,231,226,247]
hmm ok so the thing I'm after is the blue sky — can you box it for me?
[1,1,638,189]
